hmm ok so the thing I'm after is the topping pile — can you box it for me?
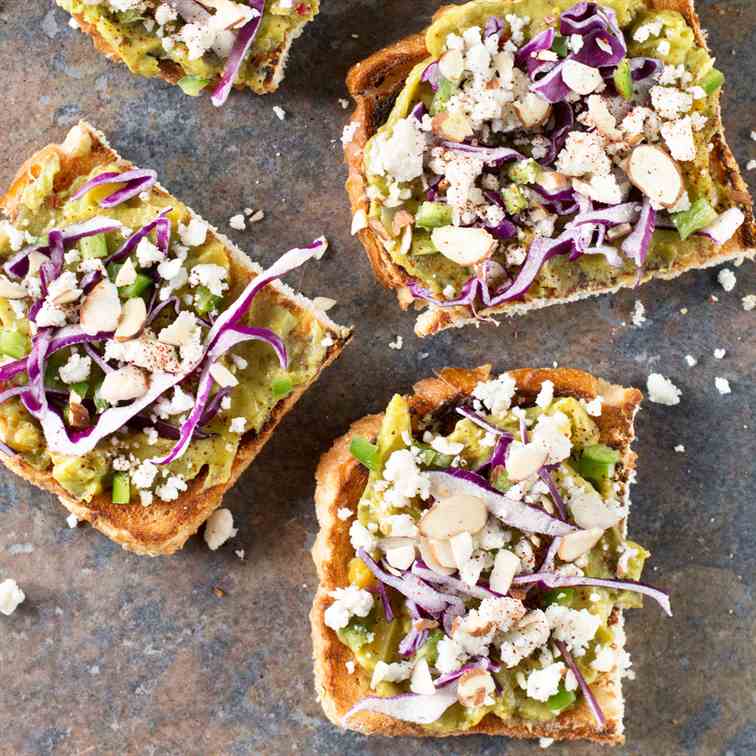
[0,139,330,506]
[328,373,669,729]
[361,2,745,311]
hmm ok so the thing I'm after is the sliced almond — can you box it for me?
[431,226,496,267]
[558,528,604,562]
[99,365,148,404]
[61,124,92,158]
[67,401,90,429]
[80,279,122,336]
[431,111,474,143]
[489,549,520,595]
[449,531,474,569]
[115,297,147,342]
[418,494,488,540]
[561,60,603,95]
[538,171,570,194]
[626,144,684,209]
[115,258,138,288]
[385,544,416,571]
[0,276,27,299]
[438,49,464,81]
[457,668,495,708]
[505,441,548,482]
[418,536,454,576]
[410,658,436,696]
[392,210,415,236]
[568,489,623,530]
[209,362,238,388]
[429,538,457,569]
[513,92,552,128]
[368,218,391,241]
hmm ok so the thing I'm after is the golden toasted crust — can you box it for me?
[311,367,642,743]
[344,0,756,337]
[59,4,312,96]
[0,122,350,556]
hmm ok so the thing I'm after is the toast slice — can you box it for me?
[56,0,318,99]
[0,122,350,556]
[311,366,647,744]
[343,0,755,337]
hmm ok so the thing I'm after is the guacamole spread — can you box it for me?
[57,0,318,101]
[327,371,668,732]
[0,125,333,506]
[361,0,744,310]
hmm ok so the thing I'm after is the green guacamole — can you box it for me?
[0,151,330,503]
[337,385,650,732]
[364,0,727,300]
[57,0,318,95]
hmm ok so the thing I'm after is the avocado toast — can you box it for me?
[0,122,350,555]
[344,0,755,337]
[56,1,319,104]
[311,366,670,744]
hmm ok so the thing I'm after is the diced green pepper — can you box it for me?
[699,67,724,95]
[80,233,108,259]
[178,75,210,97]
[194,285,222,316]
[350,436,380,471]
[337,614,375,651]
[415,629,444,666]
[70,381,89,400]
[576,443,620,486]
[415,201,454,230]
[541,587,576,608]
[0,329,28,359]
[430,77,458,115]
[415,444,454,469]
[491,466,512,493]
[613,58,633,100]
[111,472,130,504]
[672,198,718,241]
[119,273,153,299]
[508,158,541,185]
[547,684,577,712]
[272,376,293,399]
[502,185,528,215]
[551,34,569,58]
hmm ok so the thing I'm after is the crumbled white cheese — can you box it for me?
[717,268,736,292]
[370,660,413,690]
[631,300,647,327]
[229,417,247,434]
[324,585,373,631]
[713,348,726,360]
[646,373,682,406]
[229,214,246,231]
[472,373,517,416]
[204,508,238,550]
[381,449,431,507]
[336,507,353,521]
[535,380,554,408]
[583,396,603,417]
[179,217,208,247]
[189,263,229,297]
[714,377,731,395]
[368,117,426,182]
[131,460,158,490]
[0,579,25,616]
[349,520,377,552]
[742,294,756,311]
[526,662,565,702]
[435,636,468,673]
[66,513,79,529]
[136,237,163,267]
[272,106,286,121]
[59,352,92,384]
[388,335,403,350]
[545,605,600,657]
[674,444,685,453]
[684,354,698,367]
[341,122,359,146]
[155,474,188,502]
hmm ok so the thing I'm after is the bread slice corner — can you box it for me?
[311,366,642,744]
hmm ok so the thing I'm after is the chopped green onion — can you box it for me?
[547,685,577,712]
[111,472,130,504]
[541,587,575,608]
[80,233,108,259]
[672,197,718,240]
[576,443,620,486]
[416,445,453,469]
[613,58,633,100]
[349,436,379,471]
[272,376,293,399]
[119,272,153,299]
[194,285,222,316]
[699,67,724,95]
[415,201,453,230]
[178,75,210,97]
[0,329,28,359]
[550,34,569,58]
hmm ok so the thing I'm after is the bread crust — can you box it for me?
[59,3,313,96]
[311,366,642,744]
[0,122,351,556]
[343,0,756,337]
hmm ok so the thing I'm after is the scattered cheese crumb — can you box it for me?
[235,549,245,560]
[684,354,697,367]
[272,106,286,121]
[337,507,353,521]
[674,444,685,453]
[717,268,736,292]
[742,295,756,311]
[714,377,731,395]
[229,214,246,231]
[631,300,646,327]
[229,417,247,434]
[539,737,555,749]
[338,98,350,109]
[345,660,356,674]
[747,160,756,171]
[389,335,403,350]
[647,373,682,406]
[66,513,78,529]
[0,579,25,616]
[204,508,238,550]
[713,348,726,360]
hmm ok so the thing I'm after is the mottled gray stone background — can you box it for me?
[0,1,754,754]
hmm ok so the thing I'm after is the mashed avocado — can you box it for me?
[336,378,651,732]
[0,153,330,503]
[57,0,318,95]
[364,0,727,300]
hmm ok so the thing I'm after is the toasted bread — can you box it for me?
[56,1,317,97]
[311,366,643,744]
[344,0,756,337]
[0,122,351,556]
